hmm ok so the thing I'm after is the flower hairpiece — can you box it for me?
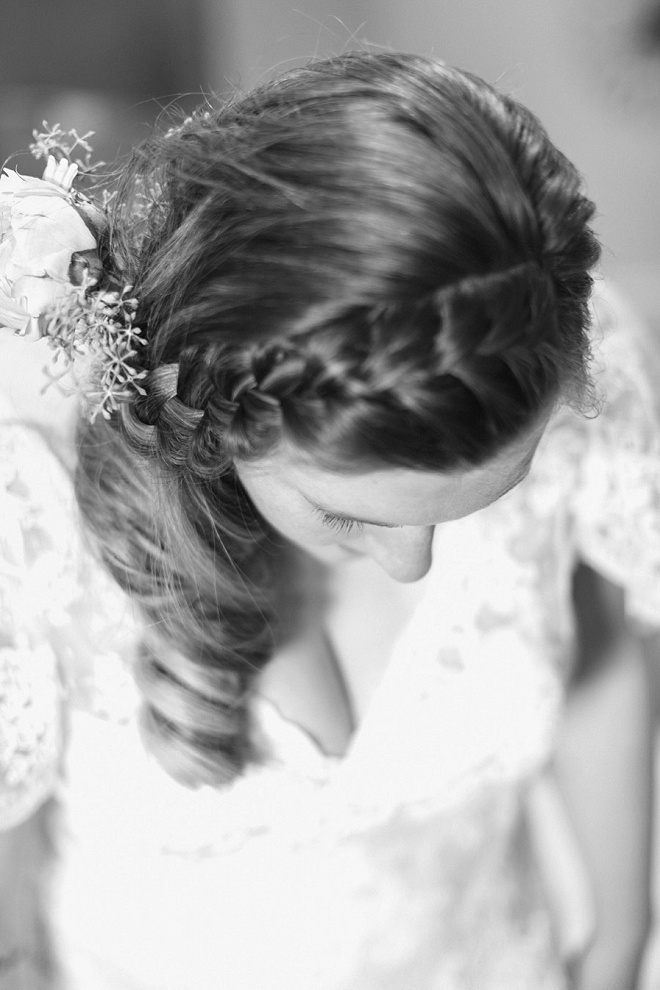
[0,126,146,420]
[40,280,147,420]
[29,122,101,175]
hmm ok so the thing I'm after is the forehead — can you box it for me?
[239,416,546,527]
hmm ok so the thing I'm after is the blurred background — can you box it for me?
[1,0,659,330]
[1,0,660,983]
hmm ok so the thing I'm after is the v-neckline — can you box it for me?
[256,555,431,768]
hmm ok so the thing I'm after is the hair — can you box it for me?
[75,50,601,787]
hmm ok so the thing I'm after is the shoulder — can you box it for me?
[0,642,62,829]
[563,281,660,625]
[543,281,660,459]
[0,379,83,642]
[0,393,76,546]
[0,334,78,455]
[0,333,79,535]
[0,372,73,830]
[588,280,660,435]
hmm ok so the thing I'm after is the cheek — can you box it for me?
[256,494,358,551]
[264,507,329,545]
[267,508,351,549]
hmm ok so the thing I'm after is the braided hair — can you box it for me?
[75,51,600,787]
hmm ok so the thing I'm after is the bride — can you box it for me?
[0,51,656,990]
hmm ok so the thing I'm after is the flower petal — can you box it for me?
[0,284,31,333]
[0,169,68,201]
[42,156,79,192]
[11,275,71,318]
[7,198,96,282]
[0,168,98,330]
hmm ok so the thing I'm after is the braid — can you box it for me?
[76,51,600,787]
[196,260,575,470]
[77,382,285,786]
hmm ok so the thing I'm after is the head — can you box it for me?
[234,407,550,582]
[77,51,600,784]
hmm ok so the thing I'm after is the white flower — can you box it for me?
[0,157,96,339]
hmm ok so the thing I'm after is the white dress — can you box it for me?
[1,284,659,990]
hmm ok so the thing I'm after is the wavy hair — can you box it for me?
[75,51,601,786]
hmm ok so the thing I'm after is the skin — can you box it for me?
[237,414,655,989]
[235,412,550,756]
[235,416,548,583]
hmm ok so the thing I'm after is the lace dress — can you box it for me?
[1,284,659,990]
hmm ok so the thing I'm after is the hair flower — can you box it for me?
[0,157,97,340]
[40,281,147,421]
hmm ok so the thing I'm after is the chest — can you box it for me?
[258,553,426,758]
[261,483,577,765]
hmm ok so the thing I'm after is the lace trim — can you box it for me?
[0,643,61,828]
[574,300,660,624]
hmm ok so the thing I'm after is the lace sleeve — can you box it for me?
[0,412,81,829]
[0,643,61,829]
[572,285,660,627]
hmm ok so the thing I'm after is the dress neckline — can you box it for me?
[253,564,432,774]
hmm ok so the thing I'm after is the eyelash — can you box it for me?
[313,509,362,534]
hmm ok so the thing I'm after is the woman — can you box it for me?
[0,51,656,989]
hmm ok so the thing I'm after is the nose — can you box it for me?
[362,525,434,582]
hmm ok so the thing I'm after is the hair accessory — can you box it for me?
[0,158,96,340]
[0,126,147,420]
[40,280,147,420]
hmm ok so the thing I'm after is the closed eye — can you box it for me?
[312,508,363,534]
